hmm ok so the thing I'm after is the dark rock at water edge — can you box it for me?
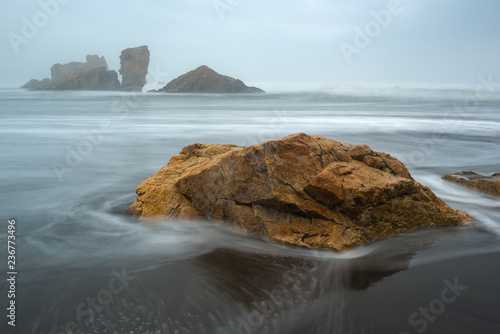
[155,65,264,93]
[119,46,150,91]
[442,171,500,198]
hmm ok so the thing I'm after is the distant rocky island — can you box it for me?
[22,46,150,91]
[154,65,264,93]
[22,48,263,94]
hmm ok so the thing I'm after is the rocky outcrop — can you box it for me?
[119,46,150,91]
[21,47,150,91]
[21,78,50,89]
[156,65,264,93]
[128,133,471,251]
[442,171,500,198]
[40,66,120,90]
[51,55,108,81]
[22,54,111,90]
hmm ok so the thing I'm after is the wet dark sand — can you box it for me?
[345,251,500,334]
[17,228,500,334]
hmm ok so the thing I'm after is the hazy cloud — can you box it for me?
[1,0,499,87]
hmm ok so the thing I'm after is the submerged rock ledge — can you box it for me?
[443,171,500,198]
[128,133,472,251]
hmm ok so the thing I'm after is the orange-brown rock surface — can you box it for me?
[128,133,472,251]
[442,171,500,198]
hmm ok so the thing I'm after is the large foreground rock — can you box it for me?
[39,66,120,90]
[119,45,150,91]
[443,171,500,198]
[127,133,472,251]
[156,65,264,93]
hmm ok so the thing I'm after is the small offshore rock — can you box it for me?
[442,171,500,198]
[156,65,264,93]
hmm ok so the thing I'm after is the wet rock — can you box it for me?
[442,171,500,198]
[128,133,472,251]
[156,65,264,93]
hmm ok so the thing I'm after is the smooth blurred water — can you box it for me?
[0,87,499,333]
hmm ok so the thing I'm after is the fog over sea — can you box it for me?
[1,84,499,333]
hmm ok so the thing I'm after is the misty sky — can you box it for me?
[1,0,499,87]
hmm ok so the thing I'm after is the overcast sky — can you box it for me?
[1,0,499,87]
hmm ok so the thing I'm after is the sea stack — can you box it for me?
[156,65,264,93]
[127,133,472,251]
[119,45,150,91]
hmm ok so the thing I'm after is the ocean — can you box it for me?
[1,85,499,333]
